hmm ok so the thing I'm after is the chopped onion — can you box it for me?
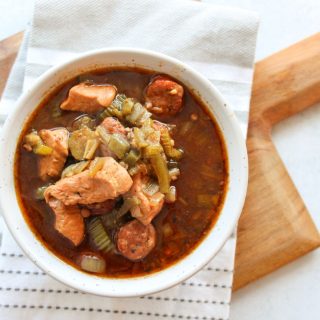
[168,168,180,180]
[149,192,165,206]
[165,186,177,203]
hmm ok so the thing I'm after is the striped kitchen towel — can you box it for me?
[0,0,259,319]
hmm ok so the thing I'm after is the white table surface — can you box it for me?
[1,1,319,319]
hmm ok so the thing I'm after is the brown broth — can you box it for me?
[14,68,228,277]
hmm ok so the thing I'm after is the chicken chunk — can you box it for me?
[128,174,164,225]
[47,197,84,246]
[60,83,117,113]
[145,76,184,116]
[38,128,69,181]
[44,157,132,206]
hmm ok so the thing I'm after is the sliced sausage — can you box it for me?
[44,157,133,206]
[38,128,69,181]
[61,83,117,113]
[117,219,156,261]
[145,76,184,116]
[47,197,84,246]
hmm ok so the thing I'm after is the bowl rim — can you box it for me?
[0,47,248,297]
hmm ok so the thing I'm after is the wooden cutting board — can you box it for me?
[0,32,319,291]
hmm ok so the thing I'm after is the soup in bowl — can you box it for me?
[0,48,248,296]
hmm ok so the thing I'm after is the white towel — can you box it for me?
[0,0,259,319]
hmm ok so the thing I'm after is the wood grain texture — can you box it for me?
[0,32,319,291]
[0,32,23,97]
[234,33,320,290]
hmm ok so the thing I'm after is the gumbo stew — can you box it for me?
[15,69,228,277]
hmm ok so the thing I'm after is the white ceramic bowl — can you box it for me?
[0,48,248,297]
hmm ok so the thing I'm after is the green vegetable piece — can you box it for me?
[160,128,183,160]
[88,157,105,177]
[108,134,130,159]
[111,94,126,109]
[79,253,106,274]
[83,139,100,160]
[102,196,140,229]
[61,161,90,179]
[101,94,127,120]
[138,109,152,125]
[133,127,148,148]
[143,145,163,158]
[96,125,111,145]
[71,115,96,131]
[116,196,140,219]
[98,109,112,121]
[34,144,53,155]
[141,118,155,136]
[149,153,170,194]
[107,106,123,119]
[123,148,141,166]
[24,131,42,148]
[68,126,96,160]
[35,184,51,200]
[87,217,113,253]
[122,98,134,115]
[143,180,160,196]
[24,131,53,155]
[126,102,151,126]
